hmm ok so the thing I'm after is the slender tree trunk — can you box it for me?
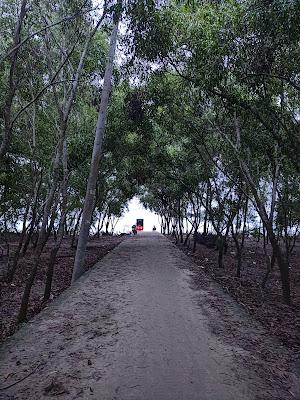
[243,167,291,304]
[257,220,261,243]
[231,225,242,278]
[18,12,106,308]
[22,194,40,255]
[45,201,58,243]
[177,200,184,243]
[0,0,28,158]
[263,224,267,250]
[184,226,193,246]
[233,116,291,304]
[262,250,276,288]
[178,219,183,243]
[193,225,199,253]
[43,141,69,302]
[162,216,166,234]
[6,202,30,282]
[96,217,101,238]
[71,209,83,248]
[72,21,119,283]
[105,217,110,235]
[167,218,171,235]
[17,188,58,323]
[203,181,210,234]
[17,127,64,323]
[241,197,248,249]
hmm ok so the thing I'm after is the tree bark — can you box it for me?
[241,197,248,249]
[43,141,69,302]
[72,21,119,283]
[232,115,291,304]
[6,202,30,282]
[71,209,83,248]
[231,224,242,278]
[0,0,28,158]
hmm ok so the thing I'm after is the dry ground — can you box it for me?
[1,233,299,399]
[173,236,300,354]
[0,235,125,342]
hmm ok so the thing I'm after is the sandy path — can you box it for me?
[0,233,272,399]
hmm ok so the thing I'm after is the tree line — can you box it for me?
[0,0,141,322]
[0,0,299,326]
[133,0,300,306]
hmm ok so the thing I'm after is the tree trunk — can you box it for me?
[231,225,242,278]
[0,0,28,158]
[166,217,171,235]
[257,220,261,243]
[105,217,110,235]
[184,226,193,246]
[72,20,119,283]
[18,128,64,322]
[17,189,58,323]
[162,217,166,234]
[216,235,225,269]
[43,141,68,302]
[16,1,106,320]
[179,220,183,243]
[192,227,198,253]
[6,202,30,282]
[71,209,83,248]
[22,206,39,255]
[241,197,248,249]
[96,217,101,238]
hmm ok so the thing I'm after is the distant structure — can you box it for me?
[136,219,144,231]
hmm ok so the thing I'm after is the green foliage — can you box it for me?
[0,0,299,245]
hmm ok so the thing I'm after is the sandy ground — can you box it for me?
[0,235,125,342]
[0,233,298,399]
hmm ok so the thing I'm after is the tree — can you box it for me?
[72,13,120,282]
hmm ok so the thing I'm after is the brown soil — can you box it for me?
[173,236,300,355]
[0,235,125,343]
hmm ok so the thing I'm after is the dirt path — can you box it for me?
[0,233,297,399]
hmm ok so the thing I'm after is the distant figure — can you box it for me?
[132,224,137,235]
[152,225,156,231]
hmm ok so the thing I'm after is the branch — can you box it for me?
[241,73,300,92]
[0,364,41,391]
[187,121,253,204]
[0,0,94,64]
[11,42,78,127]
[63,1,108,120]
[0,0,28,158]
[165,55,279,139]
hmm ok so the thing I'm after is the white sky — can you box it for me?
[115,197,161,232]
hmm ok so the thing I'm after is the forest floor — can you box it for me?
[0,233,299,399]
[0,235,126,343]
[173,236,300,355]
